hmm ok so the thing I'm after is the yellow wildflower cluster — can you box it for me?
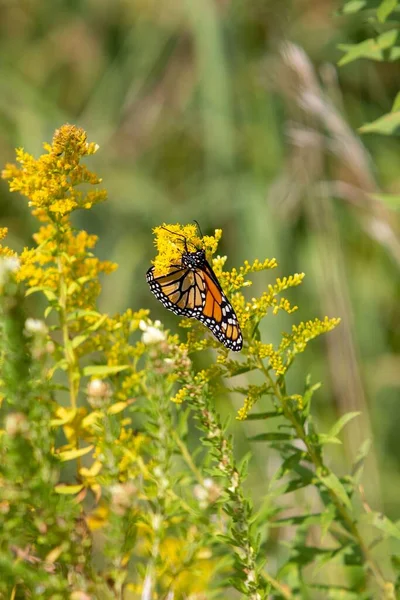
[280,317,341,362]
[152,223,198,276]
[0,228,17,258]
[1,126,118,370]
[17,225,116,312]
[151,223,222,277]
[149,224,339,368]
[2,124,106,220]
[236,383,271,421]
[213,257,278,291]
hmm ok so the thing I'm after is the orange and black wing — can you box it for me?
[146,261,243,352]
[196,261,243,352]
[146,266,206,317]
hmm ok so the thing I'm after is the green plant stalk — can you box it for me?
[257,357,390,595]
[187,385,277,600]
[143,373,177,598]
[56,253,80,411]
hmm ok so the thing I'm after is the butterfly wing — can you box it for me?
[146,260,243,352]
[196,261,243,352]
[146,266,206,317]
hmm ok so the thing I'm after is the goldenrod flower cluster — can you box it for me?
[151,222,223,277]
[236,383,271,421]
[0,228,17,258]
[149,224,340,421]
[2,124,105,219]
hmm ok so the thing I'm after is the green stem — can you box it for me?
[57,254,79,411]
[262,573,294,600]
[257,357,389,594]
[56,247,82,475]
[188,387,267,599]
[172,430,205,485]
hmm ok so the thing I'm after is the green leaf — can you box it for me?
[309,583,367,599]
[312,543,353,574]
[50,408,77,427]
[318,472,352,509]
[248,432,294,442]
[25,285,57,301]
[225,361,256,376]
[49,358,68,375]
[67,275,93,296]
[360,511,400,541]
[338,30,398,66]
[43,289,58,302]
[67,309,101,322]
[87,314,108,332]
[246,411,282,420]
[317,434,342,445]
[342,0,366,13]
[359,110,400,134]
[83,364,130,377]
[107,401,128,415]
[71,334,88,349]
[369,192,400,209]
[57,445,94,462]
[320,504,336,540]
[269,450,304,487]
[269,513,324,528]
[377,0,397,22]
[303,377,321,416]
[392,90,400,112]
[55,483,84,495]
[44,305,54,318]
[271,476,313,496]
[327,411,360,439]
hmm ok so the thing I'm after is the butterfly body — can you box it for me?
[146,247,243,351]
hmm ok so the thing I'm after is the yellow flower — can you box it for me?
[16,226,116,314]
[2,124,106,222]
[151,223,199,277]
[280,316,341,360]
[0,228,17,258]
[171,387,187,404]
[151,223,222,277]
[236,383,270,420]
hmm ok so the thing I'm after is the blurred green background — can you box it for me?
[0,0,399,520]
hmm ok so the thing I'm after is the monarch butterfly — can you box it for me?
[146,229,243,351]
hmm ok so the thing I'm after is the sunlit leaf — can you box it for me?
[318,472,352,509]
[317,434,342,445]
[360,511,400,541]
[56,445,94,462]
[342,0,366,13]
[338,30,398,66]
[303,377,321,416]
[327,411,360,439]
[55,484,84,495]
[50,407,77,427]
[377,0,397,22]
[392,91,400,112]
[83,364,129,376]
[107,401,128,415]
[359,110,400,134]
[369,192,400,209]
[71,334,88,349]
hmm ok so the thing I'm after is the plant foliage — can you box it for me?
[0,125,398,599]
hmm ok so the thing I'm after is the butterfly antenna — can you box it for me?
[160,226,189,252]
[193,220,204,238]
